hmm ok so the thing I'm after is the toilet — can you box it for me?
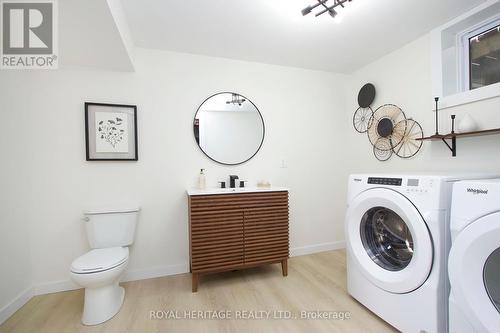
[70,207,140,325]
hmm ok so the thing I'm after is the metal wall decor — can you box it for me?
[301,0,353,19]
[367,104,407,152]
[373,138,393,162]
[353,83,375,133]
[393,119,423,158]
[352,84,424,161]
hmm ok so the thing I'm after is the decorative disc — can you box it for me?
[358,83,376,108]
[373,138,393,161]
[367,104,406,149]
[353,107,373,133]
[393,119,424,158]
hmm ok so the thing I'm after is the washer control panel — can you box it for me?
[368,177,402,186]
[365,177,434,195]
[404,178,434,195]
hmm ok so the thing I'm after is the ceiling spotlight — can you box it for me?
[301,5,313,16]
[301,0,352,19]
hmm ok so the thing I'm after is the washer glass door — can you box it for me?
[484,247,500,313]
[448,213,500,332]
[346,188,433,294]
[361,207,413,271]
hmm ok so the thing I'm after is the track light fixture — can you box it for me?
[302,0,352,19]
[226,93,246,107]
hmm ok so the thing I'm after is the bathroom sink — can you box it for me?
[187,187,287,196]
[222,187,261,193]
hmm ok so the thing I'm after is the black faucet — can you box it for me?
[229,175,239,188]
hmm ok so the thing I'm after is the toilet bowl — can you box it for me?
[70,207,139,326]
[70,247,129,325]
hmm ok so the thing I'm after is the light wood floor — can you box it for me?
[0,250,397,333]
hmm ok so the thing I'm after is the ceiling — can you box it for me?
[59,0,134,71]
[122,0,485,73]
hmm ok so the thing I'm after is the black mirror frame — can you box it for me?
[193,92,265,166]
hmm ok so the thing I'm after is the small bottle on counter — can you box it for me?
[198,169,206,190]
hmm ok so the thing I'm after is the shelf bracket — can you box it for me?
[440,114,457,157]
[441,137,457,157]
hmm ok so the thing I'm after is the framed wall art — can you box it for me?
[85,102,138,161]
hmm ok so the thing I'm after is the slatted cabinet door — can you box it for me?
[189,195,245,279]
[188,190,289,292]
[243,192,289,265]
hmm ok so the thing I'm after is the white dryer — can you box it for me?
[449,179,500,333]
[345,173,496,333]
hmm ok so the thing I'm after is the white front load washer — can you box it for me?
[449,179,500,333]
[345,173,497,333]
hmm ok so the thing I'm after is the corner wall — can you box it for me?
[0,74,34,322]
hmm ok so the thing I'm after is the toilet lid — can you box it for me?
[71,247,129,274]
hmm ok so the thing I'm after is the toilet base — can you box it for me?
[82,283,125,325]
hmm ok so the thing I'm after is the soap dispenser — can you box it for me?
[198,169,206,190]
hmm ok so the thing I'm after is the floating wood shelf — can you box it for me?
[417,128,500,157]
[418,128,500,141]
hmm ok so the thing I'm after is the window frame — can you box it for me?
[458,16,500,93]
[431,0,500,110]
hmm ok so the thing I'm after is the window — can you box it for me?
[431,1,500,109]
[469,25,500,90]
[461,19,500,91]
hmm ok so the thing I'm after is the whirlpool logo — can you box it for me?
[467,188,489,195]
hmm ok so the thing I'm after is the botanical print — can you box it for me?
[95,112,129,153]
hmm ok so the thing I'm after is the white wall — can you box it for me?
[0,48,349,313]
[345,33,500,186]
[0,77,34,320]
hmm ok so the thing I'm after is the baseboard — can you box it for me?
[21,242,342,298]
[28,263,190,298]
[33,280,81,296]
[0,286,34,325]
[290,240,346,257]
[122,263,190,282]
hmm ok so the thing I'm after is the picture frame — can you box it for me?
[85,102,138,161]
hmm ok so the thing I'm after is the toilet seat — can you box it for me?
[71,247,129,274]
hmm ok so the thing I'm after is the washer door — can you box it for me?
[346,188,433,293]
[449,213,500,333]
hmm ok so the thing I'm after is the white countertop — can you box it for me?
[187,187,288,196]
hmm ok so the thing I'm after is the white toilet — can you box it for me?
[70,207,140,326]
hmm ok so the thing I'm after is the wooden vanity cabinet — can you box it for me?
[188,190,289,292]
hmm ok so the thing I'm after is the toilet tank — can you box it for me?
[83,207,140,249]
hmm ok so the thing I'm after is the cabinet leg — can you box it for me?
[281,259,288,277]
[192,273,199,292]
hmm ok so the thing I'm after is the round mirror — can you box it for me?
[193,92,265,165]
